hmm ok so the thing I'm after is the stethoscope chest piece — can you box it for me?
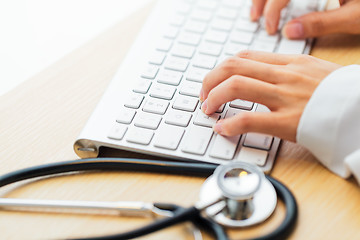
[199,162,277,227]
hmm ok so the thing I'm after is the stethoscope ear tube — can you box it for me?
[0,158,297,240]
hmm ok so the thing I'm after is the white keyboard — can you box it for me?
[74,0,327,173]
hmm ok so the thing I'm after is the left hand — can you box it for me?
[199,51,341,142]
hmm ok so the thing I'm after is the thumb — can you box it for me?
[282,4,360,39]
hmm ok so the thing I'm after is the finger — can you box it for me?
[251,0,267,21]
[213,111,291,138]
[236,50,296,65]
[282,3,360,39]
[202,75,279,115]
[263,0,290,34]
[201,57,283,101]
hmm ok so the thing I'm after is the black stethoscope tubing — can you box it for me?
[0,158,297,240]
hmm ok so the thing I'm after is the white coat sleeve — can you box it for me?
[296,65,360,184]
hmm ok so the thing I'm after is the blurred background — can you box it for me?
[0,0,152,96]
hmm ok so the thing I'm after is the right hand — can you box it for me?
[251,0,360,39]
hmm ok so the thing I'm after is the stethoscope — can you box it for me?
[0,158,297,240]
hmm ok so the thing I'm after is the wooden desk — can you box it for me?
[1,1,360,239]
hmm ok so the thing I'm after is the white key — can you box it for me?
[124,93,144,109]
[181,125,214,155]
[216,103,226,113]
[209,134,241,160]
[156,38,173,52]
[216,7,238,20]
[186,67,210,82]
[116,108,136,124]
[165,109,192,127]
[224,42,248,55]
[225,108,247,118]
[164,56,189,72]
[153,124,185,150]
[229,99,254,110]
[237,146,268,166]
[134,112,162,130]
[198,42,223,57]
[126,127,154,145]
[149,83,176,100]
[149,51,166,65]
[141,64,159,79]
[172,43,195,59]
[221,0,243,8]
[192,54,217,69]
[142,98,169,115]
[204,29,228,44]
[173,95,199,112]
[164,26,179,39]
[170,14,186,27]
[193,111,220,128]
[176,2,192,15]
[257,30,279,44]
[180,81,202,97]
[108,124,128,140]
[251,40,276,52]
[211,18,233,32]
[133,79,151,94]
[239,7,251,19]
[256,104,270,113]
[236,19,259,32]
[197,0,218,10]
[178,32,202,46]
[191,8,213,22]
[277,38,306,54]
[231,31,254,45]
[243,133,274,150]
[157,69,183,86]
[184,20,208,34]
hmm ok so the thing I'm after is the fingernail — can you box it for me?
[282,21,304,39]
[250,6,258,21]
[201,100,208,113]
[199,89,204,102]
[213,121,223,134]
[266,19,275,34]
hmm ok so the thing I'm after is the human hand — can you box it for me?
[199,51,341,142]
[251,0,360,39]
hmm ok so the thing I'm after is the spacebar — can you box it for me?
[181,125,213,155]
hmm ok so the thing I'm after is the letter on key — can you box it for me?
[181,125,213,155]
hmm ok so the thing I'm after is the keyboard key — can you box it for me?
[141,64,159,79]
[157,69,183,86]
[211,18,234,32]
[124,93,144,109]
[116,108,136,124]
[142,98,169,115]
[277,38,306,54]
[164,56,189,72]
[149,83,176,100]
[176,2,192,15]
[204,29,228,44]
[256,104,270,113]
[149,51,166,65]
[134,112,162,130]
[186,67,210,82]
[236,19,259,32]
[164,26,179,39]
[108,124,128,140]
[221,0,243,8]
[172,43,195,59]
[231,30,254,45]
[243,133,274,150]
[192,54,217,69]
[184,20,208,34]
[209,134,241,160]
[224,42,248,55]
[237,146,268,166]
[225,108,247,118]
[181,125,214,155]
[239,6,251,19]
[170,14,186,27]
[198,42,223,57]
[216,7,238,20]
[153,124,185,150]
[173,95,199,112]
[197,0,218,10]
[251,40,276,52]
[193,111,220,128]
[126,127,154,145]
[178,32,202,46]
[165,109,192,127]
[229,99,254,110]
[180,81,202,97]
[156,38,173,52]
[257,30,279,44]
[216,103,226,113]
[133,79,152,94]
[191,8,213,22]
